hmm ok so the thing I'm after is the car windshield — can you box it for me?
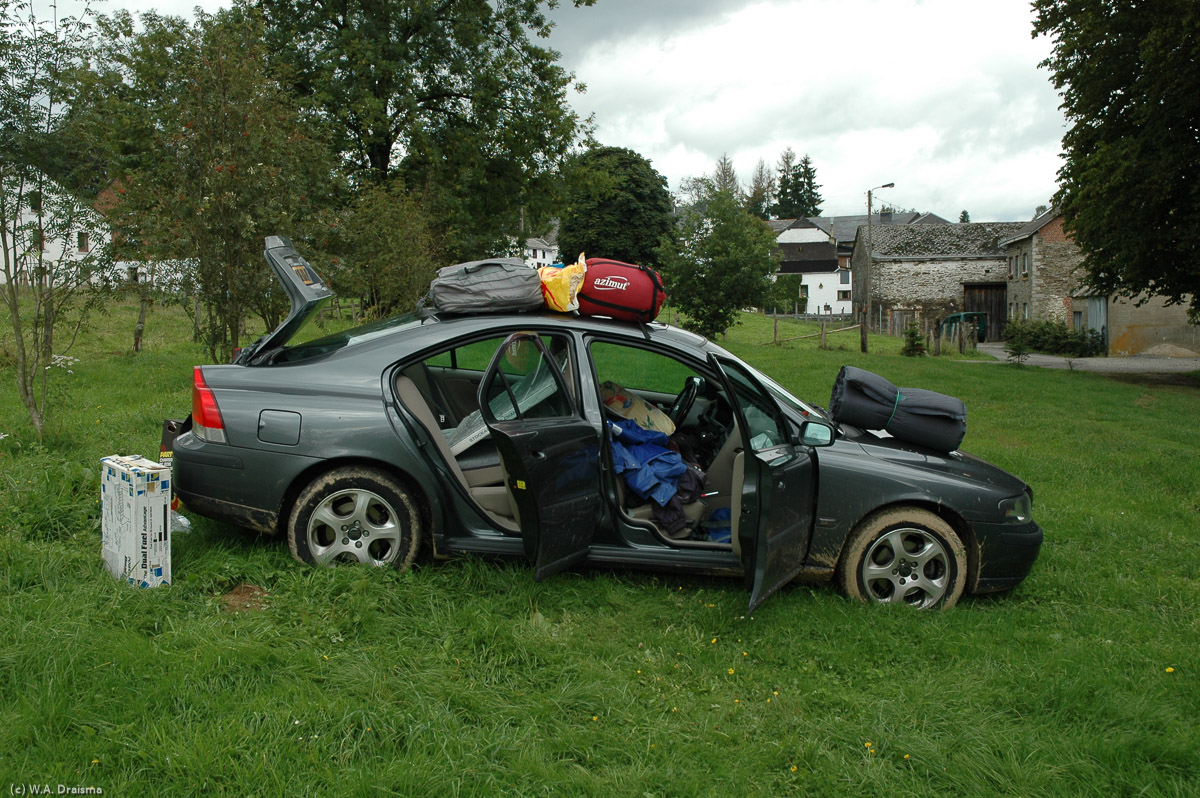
[701,340,827,420]
[757,370,829,420]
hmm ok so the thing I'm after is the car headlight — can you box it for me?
[999,492,1033,523]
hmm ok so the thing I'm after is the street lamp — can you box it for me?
[860,182,894,353]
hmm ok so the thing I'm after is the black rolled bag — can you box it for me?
[828,366,967,453]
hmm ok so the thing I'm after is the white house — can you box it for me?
[1,175,113,287]
[523,219,560,269]
[770,218,850,314]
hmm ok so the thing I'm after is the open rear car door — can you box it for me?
[479,333,602,580]
[709,355,820,612]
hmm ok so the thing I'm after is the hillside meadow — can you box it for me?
[1,300,1198,796]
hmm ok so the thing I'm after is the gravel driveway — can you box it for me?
[975,342,1200,375]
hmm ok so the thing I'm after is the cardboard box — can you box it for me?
[100,455,172,587]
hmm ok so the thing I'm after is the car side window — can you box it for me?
[480,334,575,421]
[589,341,697,395]
[716,359,788,452]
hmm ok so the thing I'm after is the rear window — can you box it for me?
[272,312,421,363]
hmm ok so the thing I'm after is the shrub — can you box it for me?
[902,321,926,357]
[1003,319,1105,358]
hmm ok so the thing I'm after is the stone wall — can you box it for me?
[852,251,1006,330]
[1004,217,1084,325]
[1031,218,1082,323]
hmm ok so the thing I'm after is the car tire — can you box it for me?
[288,467,422,570]
[837,507,966,610]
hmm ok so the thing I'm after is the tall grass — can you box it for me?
[1,302,1197,795]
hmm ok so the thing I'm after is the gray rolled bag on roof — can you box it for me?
[419,257,544,316]
[829,366,967,453]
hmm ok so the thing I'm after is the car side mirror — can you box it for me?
[800,422,834,447]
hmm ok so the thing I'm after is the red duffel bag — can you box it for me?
[577,257,666,323]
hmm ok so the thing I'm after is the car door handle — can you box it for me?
[529,449,546,461]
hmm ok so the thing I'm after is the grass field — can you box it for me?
[1,300,1198,796]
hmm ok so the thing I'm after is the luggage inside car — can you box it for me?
[420,258,544,315]
[576,257,666,323]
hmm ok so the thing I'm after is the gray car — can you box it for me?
[172,237,1042,611]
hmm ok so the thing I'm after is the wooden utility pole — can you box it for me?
[860,182,893,353]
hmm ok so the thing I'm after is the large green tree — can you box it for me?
[99,8,340,362]
[256,0,593,260]
[556,145,675,267]
[658,179,778,339]
[769,148,823,219]
[1034,0,1200,319]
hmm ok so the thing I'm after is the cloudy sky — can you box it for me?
[52,0,1067,222]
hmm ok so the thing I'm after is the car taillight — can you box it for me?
[192,366,227,444]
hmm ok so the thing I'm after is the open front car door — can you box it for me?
[479,333,601,580]
[710,355,820,612]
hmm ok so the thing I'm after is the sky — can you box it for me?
[49,0,1067,222]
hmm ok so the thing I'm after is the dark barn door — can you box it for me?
[964,283,1007,341]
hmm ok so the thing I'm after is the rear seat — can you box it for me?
[395,375,520,531]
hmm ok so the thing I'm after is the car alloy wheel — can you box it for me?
[838,507,966,609]
[288,467,421,570]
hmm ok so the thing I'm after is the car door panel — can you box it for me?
[479,333,601,580]
[709,355,816,612]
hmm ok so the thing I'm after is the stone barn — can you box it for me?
[850,222,1024,340]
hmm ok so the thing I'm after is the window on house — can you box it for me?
[1023,303,1029,319]
[1022,254,1029,276]
[77,232,89,252]
[839,269,850,284]
[800,284,810,299]
[1073,311,1083,329]
[837,290,851,301]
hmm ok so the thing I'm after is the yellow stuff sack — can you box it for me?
[539,253,587,312]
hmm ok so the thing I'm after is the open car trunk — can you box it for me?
[233,236,335,365]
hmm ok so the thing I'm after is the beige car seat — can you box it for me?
[395,375,519,531]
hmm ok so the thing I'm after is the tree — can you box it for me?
[711,153,741,198]
[770,149,822,218]
[1034,0,1200,320]
[102,8,340,362]
[658,179,778,339]
[334,180,442,318]
[793,154,824,217]
[256,0,594,261]
[1,1,113,438]
[745,158,775,220]
[959,209,971,223]
[556,146,674,267]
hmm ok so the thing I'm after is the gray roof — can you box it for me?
[808,212,951,245]
[998,207,1060,247]
[767,217,823,236]
[864,222,1027,259]
[777,241,839,273]
[525,236,556,251]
